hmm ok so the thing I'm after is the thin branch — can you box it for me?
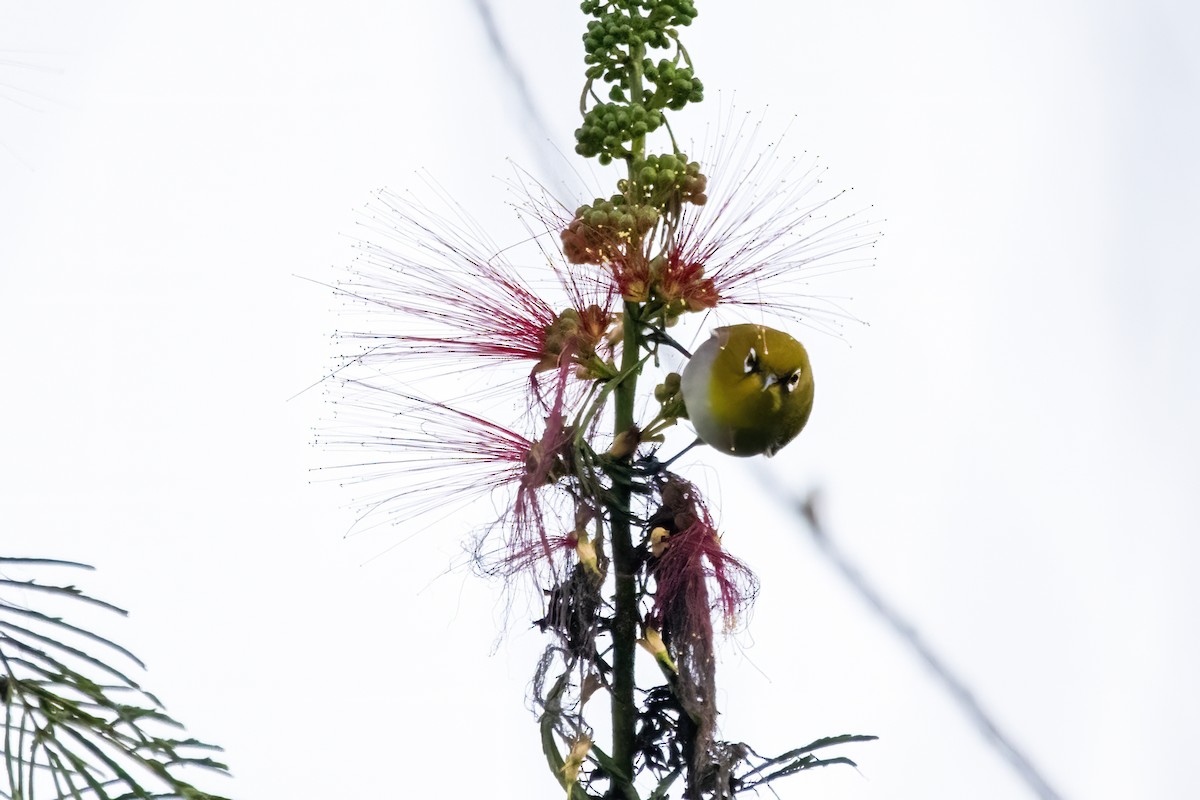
[467,0,565,186]
[755,471,1066,800]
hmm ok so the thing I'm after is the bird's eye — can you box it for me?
[784,370,801,393]
[743,348,759,375]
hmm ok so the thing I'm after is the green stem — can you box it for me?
[629,39,647,164]
[607,32,648,798]
[575,353,650,440]
[608,302,641,800]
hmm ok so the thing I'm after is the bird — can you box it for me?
[680,324,814,457]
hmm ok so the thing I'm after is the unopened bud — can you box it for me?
[638,627,678,674]
[574,530,601,577]
[560,734,592,789]
[606,313,624,346]
[608,426,641,459]
[655,373,681,402]
[650,526,671,557]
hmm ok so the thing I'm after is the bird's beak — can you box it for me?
[761,373,779,392]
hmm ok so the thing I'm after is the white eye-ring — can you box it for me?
[784,370,801,393]
[743,347,759,375]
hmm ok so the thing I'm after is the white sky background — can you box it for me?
[2,1,1198,798]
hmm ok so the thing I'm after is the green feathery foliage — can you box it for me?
[0,558,230,800]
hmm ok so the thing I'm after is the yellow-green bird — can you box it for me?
[680,324,814,457]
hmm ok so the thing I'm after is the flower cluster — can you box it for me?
[645,476,757,784]
[339,186,619,393]
[325,189,616,585]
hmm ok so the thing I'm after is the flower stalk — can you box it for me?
[608,300,643,796]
